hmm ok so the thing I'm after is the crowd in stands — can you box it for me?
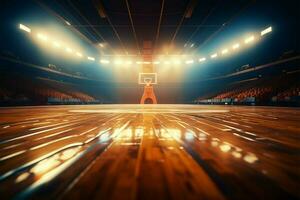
[0,74,101,106]
[38,78,96,102]
[276,85,300,101]
[195,72,300,106]
[214,86,273,102]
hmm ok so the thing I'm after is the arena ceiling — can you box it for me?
[37,0,254,55]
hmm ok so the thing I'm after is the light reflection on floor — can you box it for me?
[0,105,299,199]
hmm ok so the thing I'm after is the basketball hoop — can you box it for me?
[144,78,152,86]
[138,73,157,85]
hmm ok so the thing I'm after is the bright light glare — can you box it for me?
[114,60,122,65]
[52,41,61,48]
[261,26,272,36]
[185,132,194,140]
[172,59,181,65]
[220,144,231,152]
[99,133,110,142]
[222,49,229,55]
[126,60,132,65]
[211,53,218,58]
[100,59,110,64]
[185,60,194,64]
[232,43,240,50]
[30,157,60,174]
[244,36,255,44]
[76,52,82,57]
[243,153,258,164]
[65,21,71,26]
[65,47,73,53]
[60,147,80,160]
[199,57,206,62]
[19,24,31,33]
[87,56,95,61]
[17,24,272,67]
[37,33,48,41]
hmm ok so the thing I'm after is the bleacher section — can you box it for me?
[0,74,102,106]
[195,71,300,106]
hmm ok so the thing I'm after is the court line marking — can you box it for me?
[69,109,229,114]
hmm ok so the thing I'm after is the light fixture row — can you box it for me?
[19,24,272,66]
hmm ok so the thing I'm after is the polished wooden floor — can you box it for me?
[0,105,299,199]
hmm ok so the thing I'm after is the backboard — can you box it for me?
[138,73,157,85]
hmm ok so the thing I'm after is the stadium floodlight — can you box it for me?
[153,61,160,64]
[65,21,71,26]
[232,43,240,50]
[244,36,255,44]
[185,60,194,64]
[222,49,229,55]
[114,59,122,65]
[126,60,132,65]
[76,52,82,57]
[65,47,73,53]
[37,33,48,41]
[87,56,95,61]
[100,59,110,64]
[199,57,206,62]
[19,24,31,33]
[173,59,181,65]
[53,41,61,48]
[210,53,218,59]
[261,26,272,36]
